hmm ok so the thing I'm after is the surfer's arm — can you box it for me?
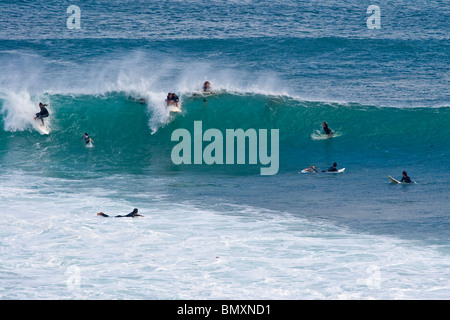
[97,212,109,217]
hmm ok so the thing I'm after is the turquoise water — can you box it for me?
[0,1,449,299]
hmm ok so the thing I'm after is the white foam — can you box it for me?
[0,90,52,133]
[0,173,449,299]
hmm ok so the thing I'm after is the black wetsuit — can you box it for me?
[323,165,338,172]
[36,106,49,123]
[99,211,142,218]
[323,125,332,135]
[400,175,412,183]
[167,94,179,103]
[83,135,91,144]
[116,212,143,218]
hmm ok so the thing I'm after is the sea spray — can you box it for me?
[0,91,51,132]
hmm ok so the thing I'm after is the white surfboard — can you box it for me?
[301,168,318,173]
[35,123,49,135]
[388,175,401,183]
[169,106,181,113]
[324,168,345,173]
[192,91,217,97]
[85,141,94,148]
[311,130,342,140]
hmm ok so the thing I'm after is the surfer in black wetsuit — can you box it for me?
[322,162,338,172]
[97,208,143,218]
[34,102,49,125]
[83,133,92,145]
[166,93,179,107]
[400,171,412,183]
[322,122,332,135]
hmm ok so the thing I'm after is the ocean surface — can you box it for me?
[0,0,449,299]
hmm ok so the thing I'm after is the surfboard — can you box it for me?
[128,96,147,104]
[85,141,94,148]
[169,106,181,113]
[35,124,49,135]
[191,90,224,99]
[301,169,317,174]
[192,91,215,96]
[388,175,401,184]
[324,168,345,173]
[311,130,342,140]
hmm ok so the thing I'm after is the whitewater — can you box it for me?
[1,0,449,300]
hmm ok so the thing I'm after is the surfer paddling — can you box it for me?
[129,96,147,104]
[323,162,338,172]
[97,208,143,218]
[302,165,318,173]
[34,102,49,125]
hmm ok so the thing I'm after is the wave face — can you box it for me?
[1,91,449,176]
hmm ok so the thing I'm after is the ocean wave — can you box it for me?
[1,89,449,153]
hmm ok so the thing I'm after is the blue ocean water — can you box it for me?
[0,1,449,299]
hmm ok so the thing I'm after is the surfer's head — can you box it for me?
[402,171,407,177]
[133,208,138,213]
[323,122,328,127]
[39,102,43,108]
[333,162,337,167]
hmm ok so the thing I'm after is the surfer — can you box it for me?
[203,81,212,93]
[201,81,213,107]
[323,162,338,172]
[83,133,92,145]
[166,92,179,107]
[97,208,143,218]
[34,103,49,125]
[400,171,412,183]
[322,122,332,135]
[129,96,147,104]
[303,165,318,173]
